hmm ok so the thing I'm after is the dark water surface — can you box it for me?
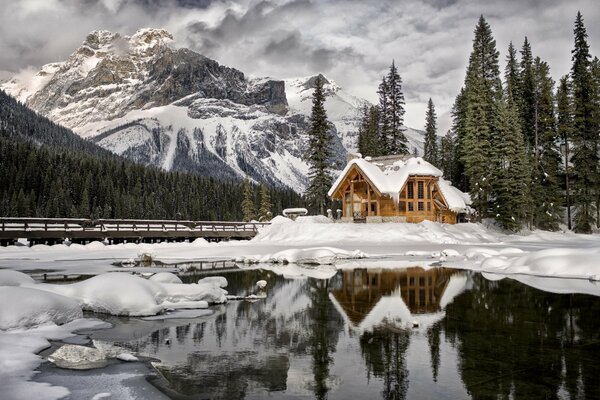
[71,267,600,399]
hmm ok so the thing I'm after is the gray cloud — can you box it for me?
[0,0,599,129]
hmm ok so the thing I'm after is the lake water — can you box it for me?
[37,266,600,399]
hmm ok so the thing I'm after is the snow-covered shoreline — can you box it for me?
[1,219,598,280]
[1,219,600,400]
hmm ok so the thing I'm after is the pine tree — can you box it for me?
[490,98,531,231]
[531,58,563,230]
[591,57,600,226]
[570,11,597,233]
[385,61,409,154]
[258,184,272,221]
[504,42,521,103]
[357,105,381,157]
[462,73,492,218]
[452,15,503,197]
[377,77,391,154]
[305,76,333,215]
[439,131,458,182]
[520,37,537,151]
[556,75,574,230]
[241,177,256,222]
[423,98,438,165]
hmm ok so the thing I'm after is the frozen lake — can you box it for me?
[31,265,600,399]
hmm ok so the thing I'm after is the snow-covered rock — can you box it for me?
[256,280,267,289]
[0,270,36,287]
[148,272,183,284]
[0,287,82,330]
[25,272,227,317]
[237,247,366,265]
[198,276,228,288]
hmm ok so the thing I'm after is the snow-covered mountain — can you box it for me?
[1,28,425,192]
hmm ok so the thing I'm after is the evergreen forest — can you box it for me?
[0,90,302,220]
[358,12,600,233]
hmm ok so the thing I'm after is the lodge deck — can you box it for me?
[0,218,269,246]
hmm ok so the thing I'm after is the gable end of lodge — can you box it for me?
[328,154,472,224]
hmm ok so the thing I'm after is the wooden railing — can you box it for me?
[0,217,269,245]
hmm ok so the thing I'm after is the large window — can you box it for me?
[418,202,424,211]
[408,202,414,212]
[407,182,414,199]
[418,181,424,199]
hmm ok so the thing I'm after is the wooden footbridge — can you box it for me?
[0,218,269,246]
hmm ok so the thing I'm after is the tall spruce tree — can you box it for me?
[570,11,597,233]
[385,61,409,154]
[377,77,391,154]
[556,75,574,229]
[489,98,531,231]
[305,76,333,215]
[258,184,272,221]
[452,15,502,200]
[450,88,468,191]
[439,131,459,182]
[504,42,521,103]
[423,98,438,165]
[455,15,503,218]
[520,37,537,151]
[241,177,256,222]
[357,105,381,157]
[531,58,563,230]
[591,57,600,225]
[462,73,492,218]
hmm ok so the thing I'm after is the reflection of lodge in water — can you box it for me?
[331,267,458,326]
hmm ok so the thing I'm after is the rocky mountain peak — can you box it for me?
[303,73,330,89]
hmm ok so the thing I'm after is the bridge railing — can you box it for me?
[0,218,270,233]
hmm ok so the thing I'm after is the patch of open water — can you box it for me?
[35,266,600,399]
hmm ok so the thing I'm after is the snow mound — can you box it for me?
[198,276,228,288]
[0,270,36,287]
[117,353,139,362]
[256,280,267,289]
[270,215,293,224]
[31,272,227,316]
[237,247,366,265]
[479,247,600,280]
[43,273,165,316]
[295,215,332,224]
[254,219,497,244]
[149,272,182,284]
[0,287,82,330]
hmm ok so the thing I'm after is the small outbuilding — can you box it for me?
[328,154,472,223]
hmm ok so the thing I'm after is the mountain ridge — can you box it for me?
[1,28,426,192]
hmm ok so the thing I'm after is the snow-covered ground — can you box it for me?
[1,219,598,280]
[1,218,600,399]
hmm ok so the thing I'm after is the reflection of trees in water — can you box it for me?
[427,323,441,382]
[306,279,344,400]
[360,328,410,400]
[442,273,600,399]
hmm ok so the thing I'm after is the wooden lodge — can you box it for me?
[328,155,471,224]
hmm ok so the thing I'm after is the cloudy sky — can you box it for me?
[0,0,598,131]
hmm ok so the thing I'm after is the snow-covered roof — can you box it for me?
[328,155,471,212]
[438,178,472,213]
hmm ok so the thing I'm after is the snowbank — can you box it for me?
[1,271,227,317]
[148,272,183,284]
[254,219,497,244]
[0,287,82,330]
[0,270,36,287]
[0,318,111,400]
[236,247,366,265]
[479,247,600,280]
